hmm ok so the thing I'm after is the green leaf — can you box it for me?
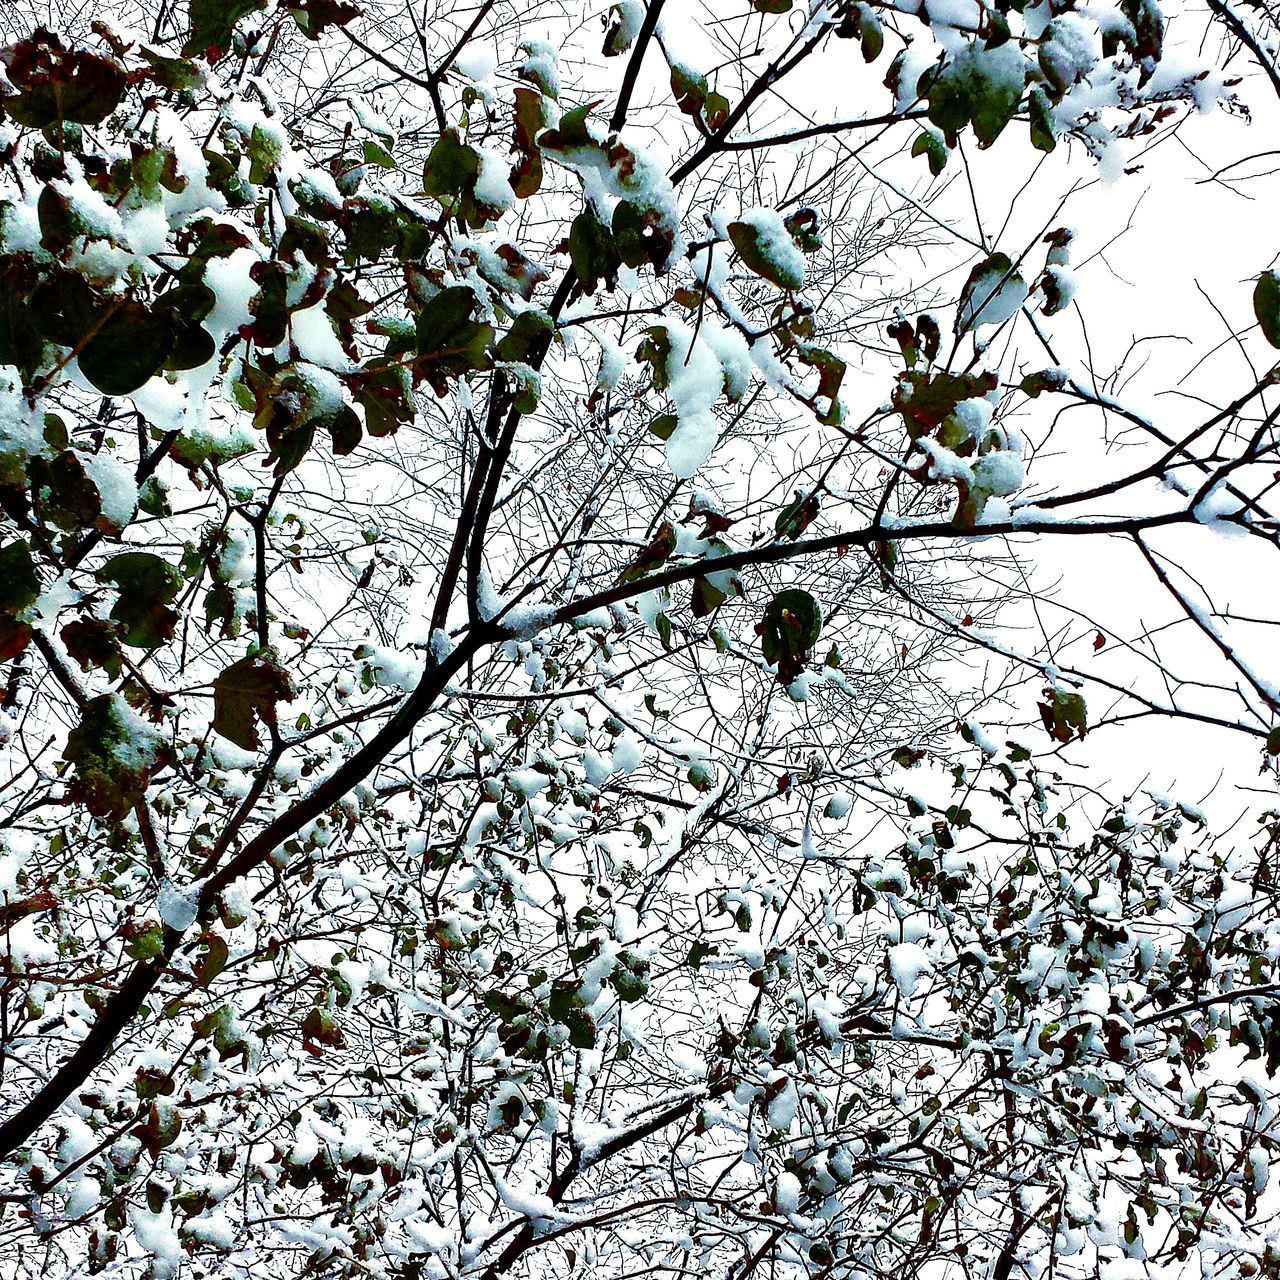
[955,252,1026,333]
[603,3,640,55]
[569,208,623,294]
[250,362,363,475]
[212,653,296,751]
[612,950,650,1001]
[494,309,554,364]
[1039,688,1087,743]
[193,1003,249,1061]
[140,47,205,92]
[617,521,677,584]
[853,4,884,61]
[61,617,122,677]
[0,540,39,615]
[78,301,176,396]
[687,761,717,792]
[352,361,414,437]
[0,257,44,378]
[133,1101,182,1158]
[612,200,675,271]
[63,694,166,819]
[184,0,269,59]
[1028,85,1057,153]
[1266,726,1280,756]
[99,553,183,649]
[728,217,805,290]
[691,575,727,617]
[126,921,166,961]
[422,128,479,206]
[760,588,823,685]
[565,1006,597,1049]
[193,932,230,986]
[796,345,846,423]
[414,287,494,395]
[246,122,283,184]
[925,44,1027,147]
[775,491,819,540]
[1020,367,1068,398]
[362,138,395,168]
[1254,271,1280,349]
[912,129,949,176]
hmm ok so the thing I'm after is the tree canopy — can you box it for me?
[0,1,1279,1277]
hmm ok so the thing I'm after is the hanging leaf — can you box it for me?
[775,491,819,540]
[796,346,846,424]
[0,540,39,616]
[1254,271,1280,349]
[1039,688,1087,743]
[184,0,269,60]
[728,216,806,291]
[924,44,1028,148]
[691,576,727,617]
[414,287,494,395]
[955,252,1027,333]
[912,129,949,176]
[193,932,230,986]
[78,301,177,397]
[98,553,183,649]
[759,588,823,685]
[569,208,623,294]
[618,521,677,584]
[212,653,296,750]
[510,87,546,199]
[132,1101,182,1158]
[63,694,167,819]
[281,0,361,39]
[62,616,123,676]
[1,31,127,128]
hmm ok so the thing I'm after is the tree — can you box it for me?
[0,1,1278,1276]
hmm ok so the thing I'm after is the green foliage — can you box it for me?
[63,694,166,818]
[98,552,183,649]
[728,218,805,290]
[1255,270,1280,348]
[759,588,822,685]
[184,0,268,59]
[924,44,1027,147]
[212,654,296,750]
[0,12,1272,1278]
[414,287,494,395]
[1039,688,1088,742]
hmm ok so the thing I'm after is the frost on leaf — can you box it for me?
[924,44,1028,148]
[63,694,166,818]
[956,252,1027,332]
[728,209,806,291]
[184,0,268,60]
